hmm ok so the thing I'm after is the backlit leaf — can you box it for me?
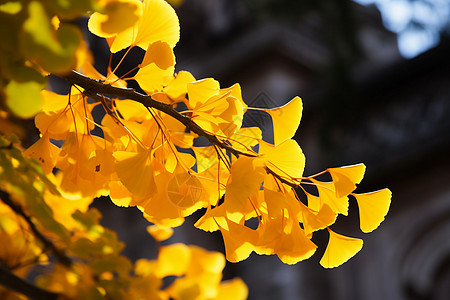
[320,228,363,268]
[88,0,141,37]
[263,96,302,145]
[353,189,392,233]
[329,164,366,198]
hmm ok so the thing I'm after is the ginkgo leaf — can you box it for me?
[320,228,363,268]
[229,127,261,152]
[87,0,141,37]
[134,63,174,94]
[329,164,366,198]
[310,179,349,216]
[108,0,180,53]
[114,99,149,122]
[219,83,246,109]
[353,189,392,233]
[225,156,265,213]
[264,188,301,221]
[164,70,196,101]
[114,149,156,197]
[147,224,174,242]
[24,133,60,174]
[133,0,179,49]
[194,205,227,232]
[216,278,249,300]
[108,181,133,207]
[40,89,70,113]
[217,95,244,137]
[300,203,337,236]
[220,220,256,263]
[141,41,175,69]
[167,171,204,208]
[187,78,220,110]
[263,96,302,145]
[259,139,305,180]
[156,243,191,277]
[275,225,317,265]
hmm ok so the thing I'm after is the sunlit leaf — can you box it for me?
[88,0,141,37]
[141,41,175,69]
[329,163,366,198]
[147,224,174,242]
[320,228,363,268]
[156,243,190,277]
[259,139,305,180]
[114,149,157,197]
[216,278,248,300]
[263,96,302,145]
[353,189,392,233]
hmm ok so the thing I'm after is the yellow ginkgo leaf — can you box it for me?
[219,83,246,109]
[147,224,174,242]
[134,63,174,94]
[225,156,266,213]
[216,278,249,300]
[353,189,392,233]
[217,95,245,137]
[141,41,175,69]
[156,243,191,277]
[220,220,256,263]
[194,205,227,232]
[259,139,305,180]
[114,149,156,197]
[133,0,180,50]
[114,99,149,122]
[107,0,179,53]
[320,228,363,268]
[187,78,220,110]
[263,96,302,145]
[40,89,70,113]
[87,0,141,37]
[300,203,337,237]
[310,179,349,216]
[229,127,261,153]
[24,133,60,174]
[108,181,133,207]
[167,170,204,208]
[164,70,196,101]
[328,163,366,198]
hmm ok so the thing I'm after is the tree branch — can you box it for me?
[62,70,255,158]
[0,266,58,300]
[0,189,72,267]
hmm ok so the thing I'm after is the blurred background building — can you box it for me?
[91,0,450,299]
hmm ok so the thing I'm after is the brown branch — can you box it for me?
[62,70,255,158]
[0,266,59,300]
[0,189,72,267]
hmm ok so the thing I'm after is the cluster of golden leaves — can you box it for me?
[0,134,247,300]
[23,0,392,270]
[0,0,393,298]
